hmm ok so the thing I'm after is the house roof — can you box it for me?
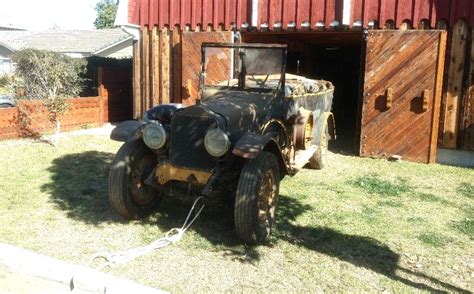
[0,29,132,57]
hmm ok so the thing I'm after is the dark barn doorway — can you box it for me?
[242,32,363,154]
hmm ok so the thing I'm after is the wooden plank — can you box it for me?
[461,29,474,150]
[192,0,203,28]
[236,0,250,27]
[142,26,151,113]
[159,0,170,27]
[396,0,414,28]
[181,31,232,106]
[203,0,213,27]
[97,66,105,125]
[413,0,431,28]
[350,0,363,25]
[133,40,141,119]
[325,0,336,26]
[310,0,325,24]
[380,0,396,27]
[181,0,192,26]
[214,0,225,26]
[0,97,103,140]
[442,19,468,149]
[161,26,172,104]
[363,0,381,27]
[360,30,443,163]
[429,31,447,163]
[282,0,297,29]
[172,26,182,103]
[151,26,161,106]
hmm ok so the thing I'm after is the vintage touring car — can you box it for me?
[109,43,335,244]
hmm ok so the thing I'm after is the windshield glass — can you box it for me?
[202,46,284,91]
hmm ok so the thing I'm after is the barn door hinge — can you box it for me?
[422,89,430,112]
[385,88,393,110]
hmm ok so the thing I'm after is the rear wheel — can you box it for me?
[109,140,161,219]
[309,122,329,169]
[234,151,280,244]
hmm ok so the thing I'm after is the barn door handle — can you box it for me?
[386,88,393,110]
[422,90,430,112]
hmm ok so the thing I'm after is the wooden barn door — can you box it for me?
[359,30,447,163]
[181,31,232,106]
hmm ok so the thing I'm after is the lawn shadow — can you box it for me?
[41,151,125,225]
[148,195,264,264]
[40,151,470,292]
[276,195,470,293]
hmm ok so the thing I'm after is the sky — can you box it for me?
[0,0,99,31]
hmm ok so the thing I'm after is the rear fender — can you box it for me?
[233,133,289,177]
[313,112,336,145]
[110,120,146,142]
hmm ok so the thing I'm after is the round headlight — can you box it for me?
[143,123,167,149]
[204,128,230,157]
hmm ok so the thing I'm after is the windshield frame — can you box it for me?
[200,42,287,94]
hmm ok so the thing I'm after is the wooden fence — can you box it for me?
[439,19,474,150]
[0,97,103,140]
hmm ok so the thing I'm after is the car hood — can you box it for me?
[202,92,271,136]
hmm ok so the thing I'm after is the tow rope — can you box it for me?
[89,196,205,270]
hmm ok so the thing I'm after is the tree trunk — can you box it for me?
[51,118,61,146]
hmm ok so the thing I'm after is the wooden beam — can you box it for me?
[97,66,105,126]
[132,40,141,120]
[151,26,161,106]
[172,25,182,103]
[142,26,151,113]
[429,31,447,163]
[442,19,468,149]
[161,26,171,104]
[461,29,474,150]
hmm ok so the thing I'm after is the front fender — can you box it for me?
[110,120,146,142]
[232,133,274,159]
[233,133,290,177]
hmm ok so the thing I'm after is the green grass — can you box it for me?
[349,175,413,197]
[417,232,451,248]
[0,132,473,293]
[457,182,474,199]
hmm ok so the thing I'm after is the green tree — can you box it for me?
[12,49,85,144]
[94,0,118,29]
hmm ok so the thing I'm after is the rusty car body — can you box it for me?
[109,42,335,244]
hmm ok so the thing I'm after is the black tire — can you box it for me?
[234,151,280,244]
[309,123,329,170]
[109,140,161,219]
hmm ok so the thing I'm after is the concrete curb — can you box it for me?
[0,243,166,294]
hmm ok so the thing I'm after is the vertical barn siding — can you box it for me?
[351,0,474,28]
[128,0,344,30]
[131,0,251,30]
[129,0,474,30]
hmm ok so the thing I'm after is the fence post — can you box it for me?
[97,66,105,126]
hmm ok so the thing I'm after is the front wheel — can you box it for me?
[109,140,161,219]
[234,151,280,244]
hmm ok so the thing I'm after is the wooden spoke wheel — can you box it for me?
[234,151,280,244]
[109,140,162,219]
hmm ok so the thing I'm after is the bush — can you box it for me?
[12,49,85,100]
[12,49,86,144]
[0,73,11,87]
